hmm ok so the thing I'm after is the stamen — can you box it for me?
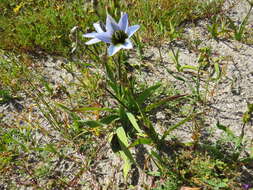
[111,30,128,45]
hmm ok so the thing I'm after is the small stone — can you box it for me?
[156,112,165,120]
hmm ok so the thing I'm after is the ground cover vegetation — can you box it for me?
[1,0,253,189]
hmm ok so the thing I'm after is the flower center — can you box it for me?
[111,30,128,45]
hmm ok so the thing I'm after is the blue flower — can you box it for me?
[83,21,106,45]
[84,13,140,56]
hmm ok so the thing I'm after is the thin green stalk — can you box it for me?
[118,53,122,83]
[105,87,130,112]
[235,3,253,40]
[158,45,163,63]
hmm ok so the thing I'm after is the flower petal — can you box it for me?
[108,44,123,56]
[127,25,140,37]
[93,23,104,33]
[106,14,120,34]
[85,38,101,45]
[118,13,128,32]
[122,39,133,49]
[95,32,112,43]
[83,32,97,38]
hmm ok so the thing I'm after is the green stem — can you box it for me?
[105,87,130,112]
[118,52,122,83]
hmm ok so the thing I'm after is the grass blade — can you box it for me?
[161,114,192,140]
[129,137,152,148]
[136,83,161,105]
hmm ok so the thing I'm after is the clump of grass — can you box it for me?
[153,150,241,189]
[0,51,30,94]
[0,0,225,56]
[207,0,253,43]
[104,0,224,43]
[0,0,99,55]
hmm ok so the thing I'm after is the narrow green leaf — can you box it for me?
[180,65,198,72]
[147,171,161,177]
[126,112,142,133]
[150,151,164,171]
[105,61,115,82]
[42,81,53,95]
[108,80,119,95]
[100,114,119,125]
[55,103,71,112]
[216,121,235,138]
[166,68,186,82]
[78,120,105,128]
[129,137,152,148]
[161,115,192,140]
[213,62,221,80]
[74,107,113,112]
[136,83,161,105]
[145,94,187,112]
[44,144,57,154]
[125,92,138,110]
